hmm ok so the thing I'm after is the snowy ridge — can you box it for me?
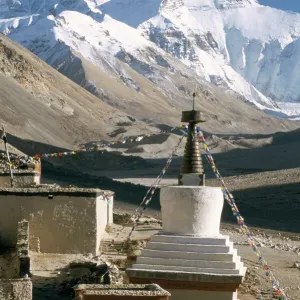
[8,10,198,98]
[1,0,300,118]
[140,0,300,104]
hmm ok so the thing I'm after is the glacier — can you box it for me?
[138,0,300,103]
[1,0,300,118]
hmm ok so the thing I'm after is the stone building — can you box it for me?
[0,187,113,254]
[0,146,114,255]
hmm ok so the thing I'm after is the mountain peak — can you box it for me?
[178,0,258,10]
[215,0,258,9]
[1,0,300,119]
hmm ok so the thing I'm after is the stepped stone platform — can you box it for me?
[127,233,245,286]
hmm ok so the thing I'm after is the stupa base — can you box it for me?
[126,233,245,300]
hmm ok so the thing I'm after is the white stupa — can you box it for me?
[126,106,246,300]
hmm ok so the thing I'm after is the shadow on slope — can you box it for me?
[99,0,162,28]
[42,163,300,234]
[5,133,70,157]
[107,128,300,179]
[222,182,300,233]
[204,129,300,177]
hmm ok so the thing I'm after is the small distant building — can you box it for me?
[0,170,40,188]
[74,284,170,300]
[0,151,41,188]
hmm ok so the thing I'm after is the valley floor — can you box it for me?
[30,220,300,299]
[36,130,300,299]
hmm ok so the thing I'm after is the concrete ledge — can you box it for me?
[128,274,243,292]
[136,257,241,269]
[146,242,232,253]
[142,249,237,261]
[131,264,242,275]
[126,269,245,286]
[152,234,229,245]
[74,284,170,299]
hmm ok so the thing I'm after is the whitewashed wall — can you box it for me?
[0,188,114,254]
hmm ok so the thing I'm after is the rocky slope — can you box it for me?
[0,34,155,152]
[1,0,300,118]
[0,32,297,158]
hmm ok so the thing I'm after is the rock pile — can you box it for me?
[113,213,134,226]
[125,239,147,268]
[56,258,122,297]
[234,232,300,255]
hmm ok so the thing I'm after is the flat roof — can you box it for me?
[0,187,114,197]
[74,284,170,297]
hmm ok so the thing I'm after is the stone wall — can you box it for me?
[0,188,114,254]
[0,220,30,280]
[16,220,30,278]
[0,172,40,188]
[0,221,30,280]
[0,279,32,300]
[0,251,19,279]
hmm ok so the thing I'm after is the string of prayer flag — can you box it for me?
[8,125,189,168]
[197,127,287,300]
[127,135,185,239]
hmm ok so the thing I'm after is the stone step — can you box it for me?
[100,240,126,254]
[136,256,241,269]
[152,234,229,245]
[146,241,233,253]
[131,263,243,275]
[142,249,238,261]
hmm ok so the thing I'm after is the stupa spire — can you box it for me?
[178,92,206,186]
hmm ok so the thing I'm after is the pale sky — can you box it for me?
[259,0,300,13]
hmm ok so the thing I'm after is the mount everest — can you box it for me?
[1,0,300,120]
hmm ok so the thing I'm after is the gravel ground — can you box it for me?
[29,220,300,300]
[39,130,300,299]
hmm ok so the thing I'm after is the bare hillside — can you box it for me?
[0,35,154,151]
[0,34,298,155]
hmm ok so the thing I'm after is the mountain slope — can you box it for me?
[2,0,298,115]
[0,34,155,150]
[0,32,297,155]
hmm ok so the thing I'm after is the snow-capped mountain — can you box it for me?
[141,0,300,105]
[1,0,300,118]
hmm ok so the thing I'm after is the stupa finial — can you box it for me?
[192,92,196,111]
[178,92,206,186]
